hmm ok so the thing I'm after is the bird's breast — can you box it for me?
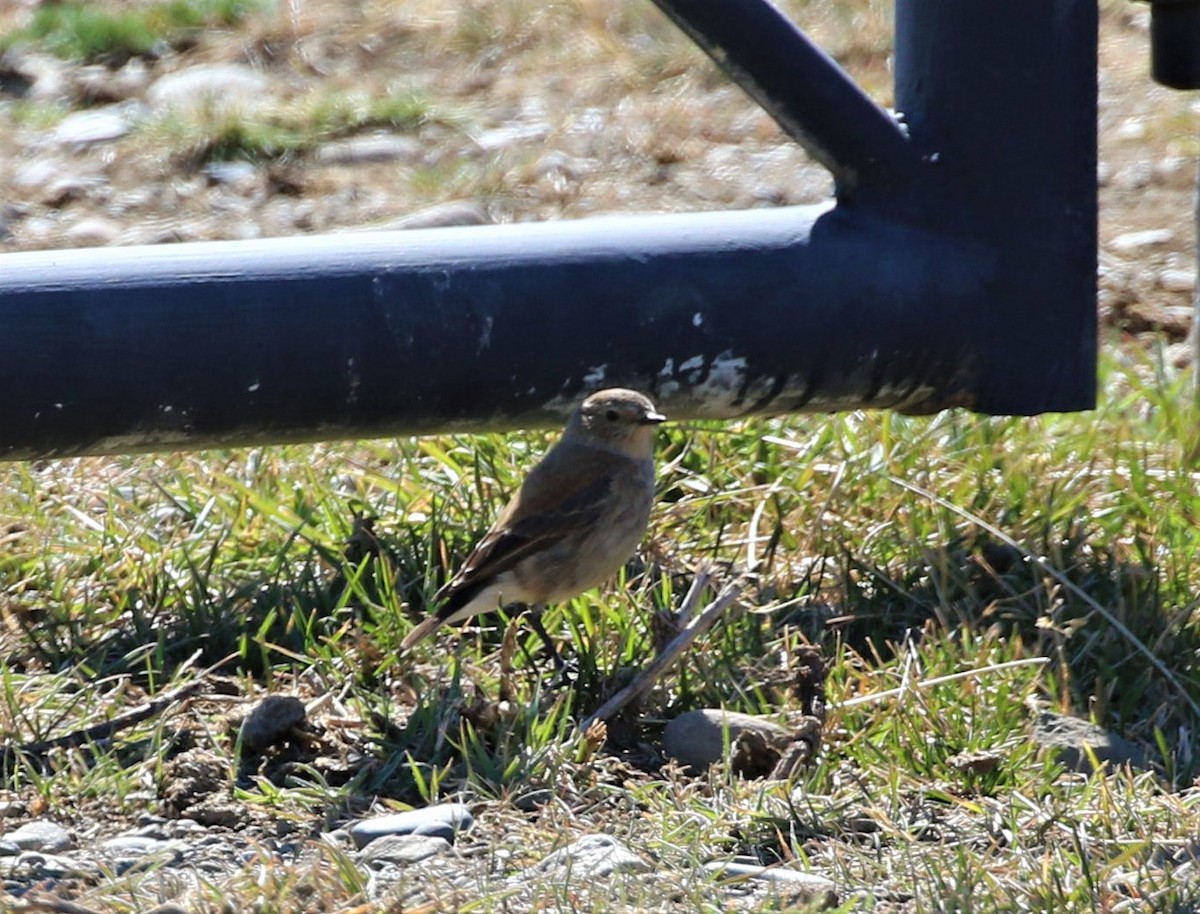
[513,466,655,604]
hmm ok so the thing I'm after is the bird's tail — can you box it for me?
[400,613,445,651]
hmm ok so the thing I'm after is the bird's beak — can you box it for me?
[642,410,667,425]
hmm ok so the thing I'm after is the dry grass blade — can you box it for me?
[835,657,1050,709]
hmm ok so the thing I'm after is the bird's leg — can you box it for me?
[525,604,564,668]
[525,605,582,687]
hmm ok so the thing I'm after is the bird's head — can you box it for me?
[570,388,666,455]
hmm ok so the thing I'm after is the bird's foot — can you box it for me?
[546,655,581,689]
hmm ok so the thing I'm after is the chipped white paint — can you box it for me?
[582,364,608,387]
[707,350,748,385]
[686,350,749,413]
[657,357,680,398]
[692,312,704,327]
[247,380,261,392]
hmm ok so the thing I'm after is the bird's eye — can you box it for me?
[605,409,619,422]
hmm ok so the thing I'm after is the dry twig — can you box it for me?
[583,574,748,729]
[0,651,230,771]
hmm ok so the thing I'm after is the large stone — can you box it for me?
[522,834,650,881]
[148,64,270,112]
[315,134,422,166]
[53,104,141,146]
[702,861,838,908]
[663,709,792,774]
[239,695,306,753]
[357,834,450,866]
[3,820,73,853]
[348,803,474,849]
[1032,712,1149,772]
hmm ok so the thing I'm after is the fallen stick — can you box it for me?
[0,651,228,770]
[583,574,747,729]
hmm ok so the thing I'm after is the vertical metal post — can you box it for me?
[893,0,1098,414]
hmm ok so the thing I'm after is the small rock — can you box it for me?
[1167,341,1194,370]
[523,834,650,881]
[64,216,122,246]
[472,122,551,152]
[134,822,171,840]
[53,104,139,147]
[203,160,258,186]
[315,133,422,165]
[1154,156,1190,182]
[5,850,98,879]
[663,709,792,774]
[148,64,270,112]
[358,834,450,867]
[534,151,593,180]
[1120,302,1193,337]
[1110,229,1174,255]
[348,803,473,849]
[1114,162,1153,191]
[41,174,105,207]
[362,200,492,231]
[3,52,69,100]
[99,835,183,871]
[3,820,73,853]
[12,159,63,191]
[99,835,178,856]
[76,58,151,103]
[1032,712,1149,772]
[1159,268,1197,293]
[0,841,21,856]
[702,861,838,907]
[1116,118,1147,141]
[239,694,306,753]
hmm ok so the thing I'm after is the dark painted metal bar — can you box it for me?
[1148,0,1200,89]
[893,0,1097,414]
[0,0,1099,459]
[0,206,995,460]
[648,0,918,197]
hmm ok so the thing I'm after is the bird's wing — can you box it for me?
[434,469,615,611]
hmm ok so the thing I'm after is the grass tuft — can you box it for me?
[1,0,266,63]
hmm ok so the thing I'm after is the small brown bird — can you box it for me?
[402,388,666,658]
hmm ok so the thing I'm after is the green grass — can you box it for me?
[0,0,266,62]
[2,345,1200,911]
[142,89,446,164]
